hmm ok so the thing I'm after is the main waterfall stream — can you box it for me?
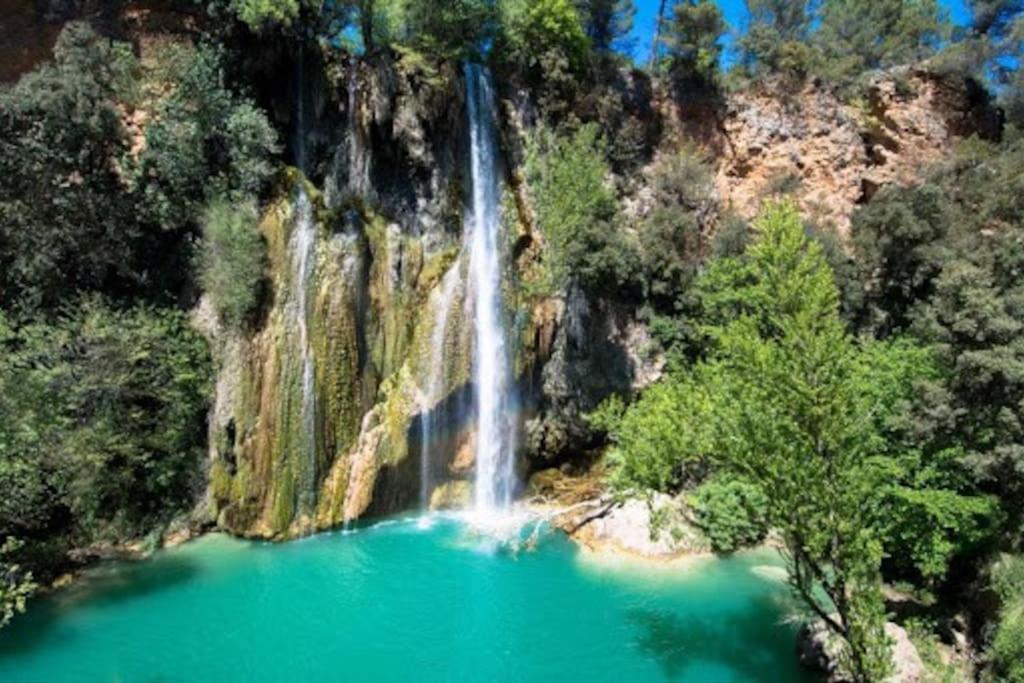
[465,64,517,514]
[0,517,815,682]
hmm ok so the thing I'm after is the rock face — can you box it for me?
[797,619,925,682]
[201,55,476,538]
[562,493,709,559]
[685,69,1001,235]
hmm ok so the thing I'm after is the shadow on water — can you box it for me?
[626,595,815,682]
[0,554,202,658]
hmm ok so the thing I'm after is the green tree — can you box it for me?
[0,23,139,313]
[496,0,590,118]
[398,0,494,60]
[523,124,636,294]
[738,0,818,79]
[852,136,1024,535]
[607,202,993,679]
[198,199,267,328]
[696,202,893,680]
[0,302,211,557]
[814,0,947,88]
[663,0,726,86]
[576,0,636,54]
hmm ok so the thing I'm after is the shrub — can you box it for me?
[689,475,769,553]
[523,124,636,295]
[198,199,267,328]
[636,147,716,311]
[231,0,301,31]
[137,45,279,232]
[0,539,35,631]
[398,0,494,60]
[988,555,1024,681]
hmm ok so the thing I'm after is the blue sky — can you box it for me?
[626,0,974,64]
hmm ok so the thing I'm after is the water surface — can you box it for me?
[0,516,815,682]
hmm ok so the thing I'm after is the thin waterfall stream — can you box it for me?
[464,63,517,515]
[292,56,317,517]
[419,266,461,508]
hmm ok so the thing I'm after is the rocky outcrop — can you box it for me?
[798,619,925,682]
[547,490,709,559]
[669,69,1001,236]
[519,286,665,468]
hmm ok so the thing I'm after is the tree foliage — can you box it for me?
[0,26,277,317]
[852,136,1024,537]
[0,23,139,314]
[607,202,1000,680]
[523,124,635,294]
[663,0,726,86]
[0,539,36,630]
[576,0,635,54]
[137,44,278,232]
[0,302,211,566]
[814,0,947,88]
[496,0,590,117]
[738,0,817,80]
[198,199,267,328]
[987,554,1024,681]
[689,475,769,553]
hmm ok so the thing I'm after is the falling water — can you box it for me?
[464,64,516,514]
[419,266,461,508]
[292,55,317,516]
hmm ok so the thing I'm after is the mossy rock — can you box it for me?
[429,481,472,511]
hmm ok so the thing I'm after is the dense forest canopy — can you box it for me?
[2,0,1024,680]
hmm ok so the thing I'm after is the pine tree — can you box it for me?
[576,0,636,53]
[815,0,947,87]
[663,0,725,85]
[738,0,818,78]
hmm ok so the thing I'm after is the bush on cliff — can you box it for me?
[198,199,267,328]
[523,124,637,296]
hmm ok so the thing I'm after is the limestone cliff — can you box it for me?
[668,69,1001,235]
[200,54,476,538]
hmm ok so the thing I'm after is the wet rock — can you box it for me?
[429,481,472,510]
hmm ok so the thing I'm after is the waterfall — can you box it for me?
[292,55,317,517]
[464,64,516,514]
[419,266,461,509]
[291,189,317,513]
